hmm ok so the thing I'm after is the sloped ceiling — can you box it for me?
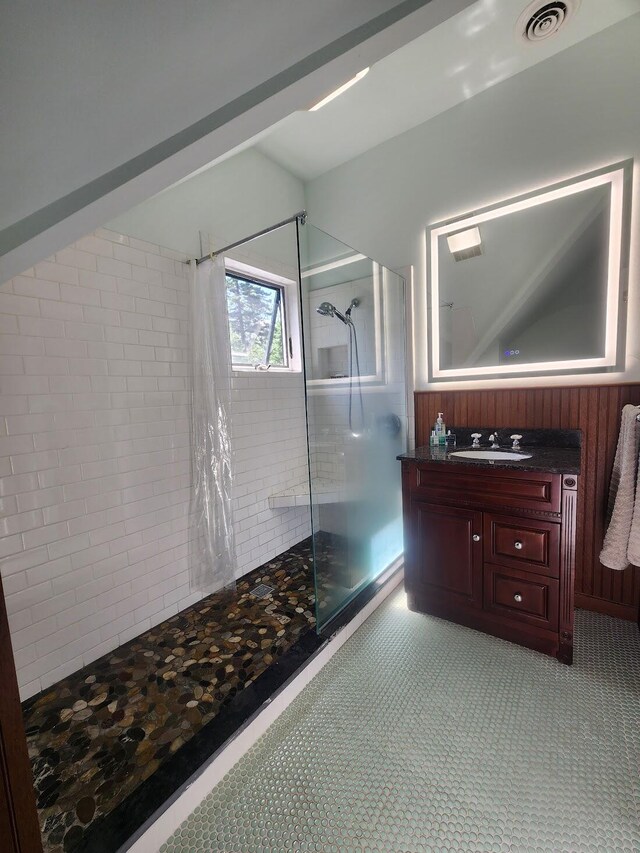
[256,0,640,180]
[1,0,475,283]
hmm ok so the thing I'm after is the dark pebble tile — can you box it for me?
[75,797,96,825]
[23,536,324,853]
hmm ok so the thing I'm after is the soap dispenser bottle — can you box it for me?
[435,412,446,445]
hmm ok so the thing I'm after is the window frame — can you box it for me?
[224,259,302,374]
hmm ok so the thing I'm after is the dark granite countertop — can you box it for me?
[397,445,580,474]
[397,428,581,475]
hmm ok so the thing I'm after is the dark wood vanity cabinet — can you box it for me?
[401,461,578,664]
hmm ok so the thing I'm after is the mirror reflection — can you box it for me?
[430,167,625,378]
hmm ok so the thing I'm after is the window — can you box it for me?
[225,272,288,368]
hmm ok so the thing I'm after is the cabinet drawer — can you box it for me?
[405,463,561,514]
[484,513,560,577]
[483,564,558,630]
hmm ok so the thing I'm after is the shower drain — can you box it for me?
[250,583,275,599]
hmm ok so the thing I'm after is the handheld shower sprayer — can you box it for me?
[315,301,334,317]
[315,297,364,432]
[316,298,359,326]
[316,301,349,325]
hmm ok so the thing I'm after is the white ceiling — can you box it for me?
[254,0,640,180]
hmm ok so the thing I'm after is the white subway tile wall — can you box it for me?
[0,229,310,700]
[230,371,310,579]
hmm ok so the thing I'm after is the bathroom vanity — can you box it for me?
[398,430,580,664]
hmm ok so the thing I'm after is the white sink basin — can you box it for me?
[449,450,532,461]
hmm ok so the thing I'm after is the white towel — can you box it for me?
[600,405,640,571]
[627,444,640,567]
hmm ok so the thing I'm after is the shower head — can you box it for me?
[345,297,360,319]
[316,301,335,317]
[316,301,349,325]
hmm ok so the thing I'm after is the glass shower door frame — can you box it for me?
[296,220,408,632]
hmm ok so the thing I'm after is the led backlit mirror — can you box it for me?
[428,163,631,381]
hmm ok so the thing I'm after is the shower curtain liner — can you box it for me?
[189,256,237,592]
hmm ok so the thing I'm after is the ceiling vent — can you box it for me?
[517,1,580,44]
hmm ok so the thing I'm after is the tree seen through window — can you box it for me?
[225,273,286,367]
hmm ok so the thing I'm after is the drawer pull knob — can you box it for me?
[472,534,481,542]
[514,593,523,603]
[514,541,523,550]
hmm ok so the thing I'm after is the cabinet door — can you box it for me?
[406,500,482,607]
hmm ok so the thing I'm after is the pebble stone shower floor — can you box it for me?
[23,538,321,853]
[161,586,640,853]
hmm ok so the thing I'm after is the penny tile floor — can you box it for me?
[161,589,640,853]
[23,538,320,852]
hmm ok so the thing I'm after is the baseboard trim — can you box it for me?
[575,595,636,621]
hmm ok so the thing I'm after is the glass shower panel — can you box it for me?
[298,223,407,629]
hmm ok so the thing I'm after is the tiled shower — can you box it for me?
[1,229,317,701]
[0,217,407,851]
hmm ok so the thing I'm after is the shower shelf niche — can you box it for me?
[269,479,345,508]
[316,344,348,380]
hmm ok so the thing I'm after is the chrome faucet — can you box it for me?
[488,432,500,449]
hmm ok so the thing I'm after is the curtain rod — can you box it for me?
[194,210,307,265]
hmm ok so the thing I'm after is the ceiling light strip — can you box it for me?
[309,68,369,111]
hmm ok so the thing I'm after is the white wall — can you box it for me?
[2,0,466,232]
[230,370,310,579]
[0,230,194,699]
[223,227,311,581]
[0,0,474,286]
[109,147,313,575]
[108,149,305,260]
[305,16,640,390]
[0,227,310,700]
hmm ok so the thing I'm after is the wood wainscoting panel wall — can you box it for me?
[415,384,640,620]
